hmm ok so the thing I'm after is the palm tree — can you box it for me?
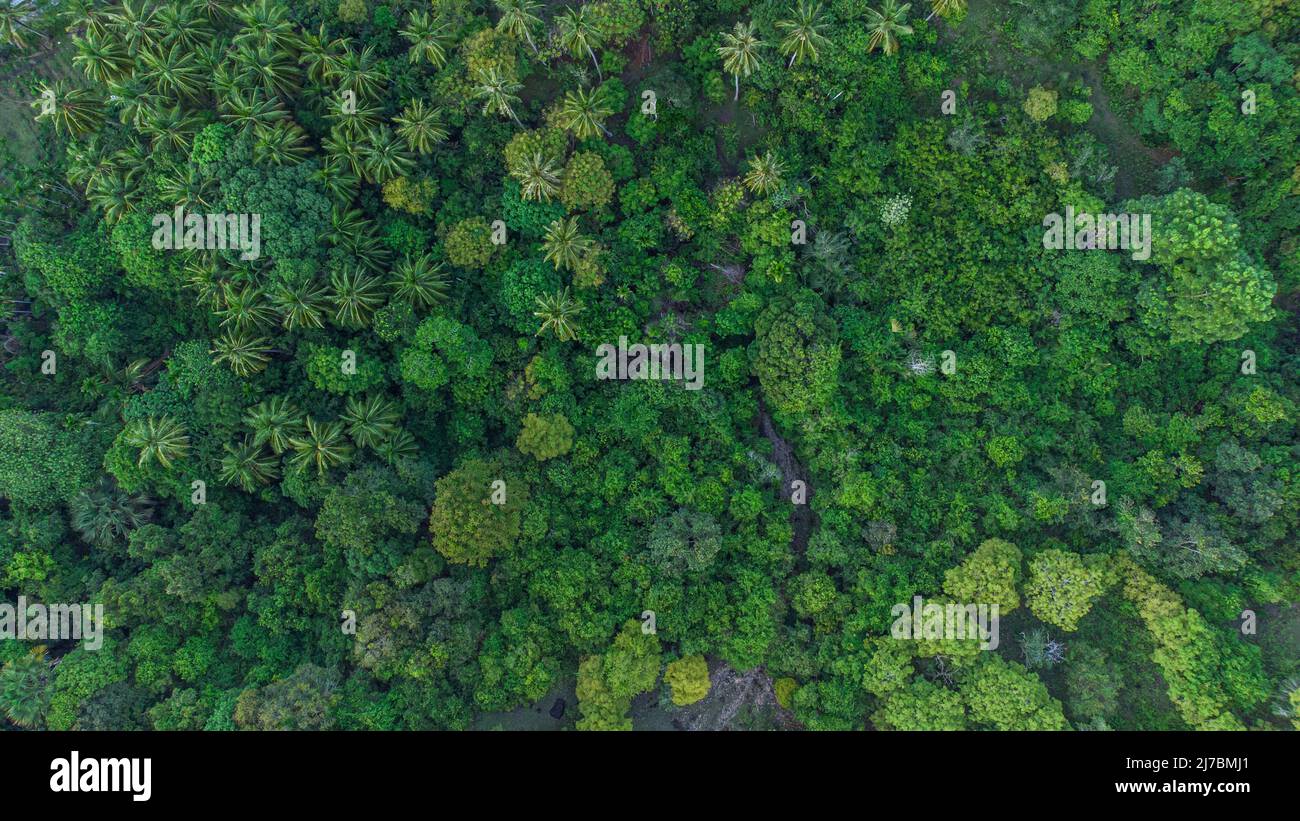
[61,0,109,35]
[314,157,360,205]
[65,138,116,191]
[70,479,152,546]
[254,120,312,165]
[472,66,524,127]
[322,128,368,177]
[744,151,786,195]
[142,105,204,154]
[184,258,229,309]
[208,61,241,107]
[390,253,450,309]
[219,436,280,491]
[556,5,604,79]
[289,417,355,476]
[718,21,764,101]
[32,81,105,138]
[212,331,273,377]
[329,43,386,101]
[0,2,43,50]
[326,94,382,140]
[217,284,278,333]
[235,40,302,99]
[220,89,288,134]
[125,416,191,470]
[534,288,584,341]
[73,30,132,84]
[394,100,448,155]
[211,58,240,98]
[401,10,453,68]
[157,2,215,52]
[558,86,613,140]
[299,24,347,85]
[341,395,401,450]
[190,0,237,26]
[192,30,230,71]
[244,397,304,454]
[344,227,392,274]
[360,126,415,184]
[329,266,387,327]
[106,76,159,129]
[144,105,205,154]
[866,0,913,55]
[376,428,419,465]
[232,0,297,51]
[106,0,162,55]
[343,229,392,274]
[512,151,561,202]
[86,166,140,224]
[495,0,542,53]
[155,157,218,209]
[777,2,831,67]
[925,0,966,21]
[139,42,206,101]
[111,139,151,181]
[542,218,591,272]
[271,279,329,331]
[0,650,50,729]
[329,207,373,247]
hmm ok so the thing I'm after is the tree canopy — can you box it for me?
[0,0,1295,734]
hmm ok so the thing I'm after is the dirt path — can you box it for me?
[757,401,813,554]
[943,2,1171,199]
[1078,64,1172,198]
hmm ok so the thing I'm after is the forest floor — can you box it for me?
[758,401,813,554]
[472,675,578,730]
[1078,63,1173,198]
[951,0,1172,199]
[0,37,76,173]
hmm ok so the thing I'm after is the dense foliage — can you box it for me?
[0,0,1297,731]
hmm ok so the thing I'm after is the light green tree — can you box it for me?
[1022,85,1058,122]
[942,538,1022,613]
[664,656,711,706]
[1024,549,1110,631]
[430,458,527,567]
[962,654,1068,730]
[515,412,575,461]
